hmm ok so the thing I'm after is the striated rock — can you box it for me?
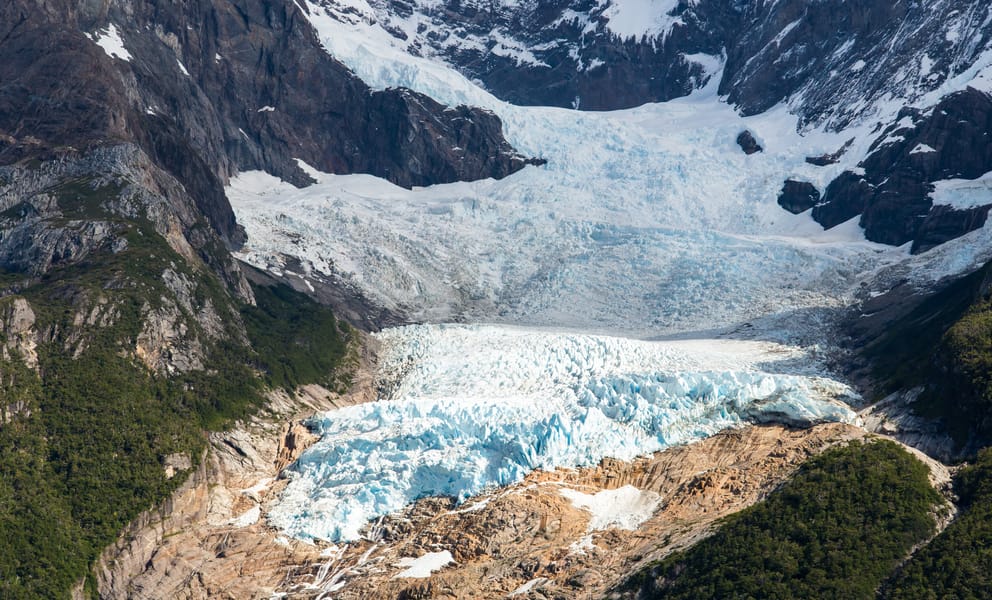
[0,297,38,369]
[912,204,992,254]
[722,1,992,127]
[135,299,206,373]
[95,338,379,599]
[777,180,820,214]
[276,423,873,599]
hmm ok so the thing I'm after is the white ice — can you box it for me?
[268,325,860,542]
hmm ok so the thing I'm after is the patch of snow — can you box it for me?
[930,171,992,210]
[559,485,661,531]
[229,505,261,528]
[771,19,801,47]
[851,59,867,72]
[585,58,605,71]
[568,535,596,555]
[86,24,132,62]
[176,59,190,77]
[681,52,724,82]
[910,143,937,154]
[241,478,273,501]
[453,497,491,513]
[393,551,454,578]
[258,105,276,113]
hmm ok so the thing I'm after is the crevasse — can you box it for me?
[268,325,860,542]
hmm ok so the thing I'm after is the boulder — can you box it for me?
[777,180,820,214]
[737,130,763,155]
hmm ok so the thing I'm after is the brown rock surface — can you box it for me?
[275,423,871,599]
[94,338,379,600]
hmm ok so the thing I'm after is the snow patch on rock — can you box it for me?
[930,171,992,210]
[392,551,454,578]
[86,24,132,62]
[560,485,661,531]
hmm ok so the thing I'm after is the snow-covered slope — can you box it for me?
[229,81,892,333]
[303,0,723,110]
[301,0,992,122]
[269,324,859,542]
[229,0,992,333]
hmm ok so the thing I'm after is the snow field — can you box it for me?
[392,551,455,578]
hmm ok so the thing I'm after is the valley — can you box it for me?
[3,0,992,597]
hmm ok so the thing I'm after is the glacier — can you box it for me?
[246,0,992,546]
[229,0,992,335]
[268,325,860,542]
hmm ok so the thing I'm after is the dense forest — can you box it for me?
[620,441,945,600]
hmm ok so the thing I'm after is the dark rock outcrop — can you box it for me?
[0,0,537,252]
[777,180,820,214]
[356,0,740,110]
[806,139,855,166]
[813,89,992,251]
[354,0,992,125]
[813,172,873,229]
[912,205,992,254]
[737,130,763,155]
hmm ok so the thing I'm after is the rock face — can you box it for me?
[0,0,535,250]
[94,347,379,600]
[778,180,820,215]
[813,89,992,252]
[737,130,763,155]
[343,0,734,111]
[721,0,992,127]
[345,0,992,125]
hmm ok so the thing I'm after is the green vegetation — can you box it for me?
[862,261,992,446]
[0,182,352,598]
[884,448,992,599]
[916,292,992,445]
[621,441,943,600]
[241,282,351,391]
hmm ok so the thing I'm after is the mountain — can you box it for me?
[3,0,992,597]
